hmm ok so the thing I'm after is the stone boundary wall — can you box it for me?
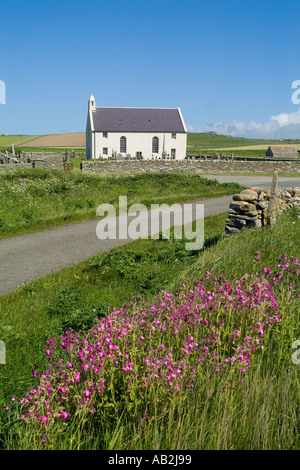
[0,155,64,170]
[33,155,64,169]
[0,163,32,170]
[81,160,300,174]
[225,186,300,235]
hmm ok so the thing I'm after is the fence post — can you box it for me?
[267,170,278,225]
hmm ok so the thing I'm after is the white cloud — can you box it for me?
[188,107,300,139]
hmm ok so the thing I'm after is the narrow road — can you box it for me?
[0,195,232,296]
[0,174,299,296]
[202,174,300,190]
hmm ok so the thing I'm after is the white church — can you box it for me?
[86,95,187,160]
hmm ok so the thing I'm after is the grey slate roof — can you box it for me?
[266,145,299,159]
[92,107,186,133]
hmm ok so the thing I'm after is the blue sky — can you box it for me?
[1,0,300,138]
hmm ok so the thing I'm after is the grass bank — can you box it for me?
[0,212,227,403]
[0,207,299,450]
[0,170,242,239]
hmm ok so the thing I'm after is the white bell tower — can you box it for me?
[89,94,96,112]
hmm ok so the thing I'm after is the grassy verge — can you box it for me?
[0,208,299,449]
[0,170,242,239]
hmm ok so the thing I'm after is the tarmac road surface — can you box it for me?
[0,174,299,296]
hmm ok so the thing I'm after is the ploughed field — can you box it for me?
[19,133,85,148]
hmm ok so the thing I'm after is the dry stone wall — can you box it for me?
[33,155,64,169]
[0,163,32,170]
[81,160,300,174]
[0,155,64,170]
[226,186,300,235]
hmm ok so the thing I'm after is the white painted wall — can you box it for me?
[93,131,187,160]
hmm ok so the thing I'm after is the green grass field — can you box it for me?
[196,148,268,158]
[0,135,41,150]
[187,133,300,150]
[0,207,299,450]
[187,136,300,159]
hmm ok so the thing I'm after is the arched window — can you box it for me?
[152,136,159,153]
[120,136,127,153]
